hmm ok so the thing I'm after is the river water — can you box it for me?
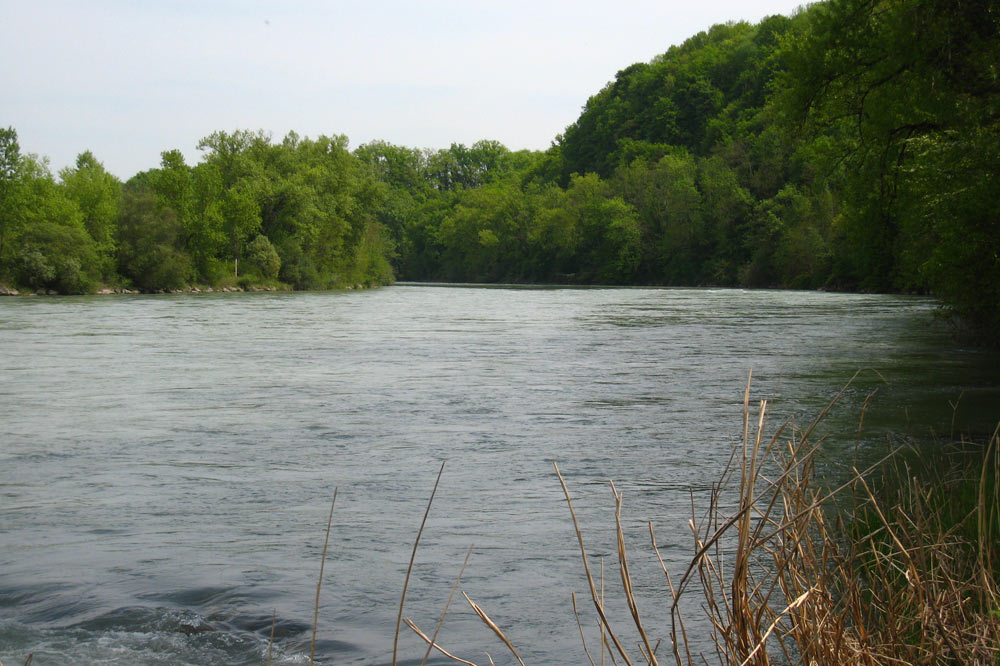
[1,286,997,665]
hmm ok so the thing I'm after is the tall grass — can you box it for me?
[697,392,1000,665]
[556,380,1000,666]
[405,378,999,665]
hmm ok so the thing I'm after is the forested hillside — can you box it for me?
[1,0,997,338]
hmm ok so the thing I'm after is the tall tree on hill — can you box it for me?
[784,0,1000,335]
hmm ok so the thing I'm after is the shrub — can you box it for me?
[13,222,100,293]
[246,234,281,279]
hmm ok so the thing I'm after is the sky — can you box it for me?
[2,0,807,180]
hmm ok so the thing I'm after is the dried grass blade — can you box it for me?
[572,592,598,666]
[610,482,658,666]
[554,461,635,666]
[393,460,446,666]
[462,591,526,666]
[649,522,692,666]
[421,544,475,666]
[737,588,813,666]
[310,487,338,666]
[404,618,479,666]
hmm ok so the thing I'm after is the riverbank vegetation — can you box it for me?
[396,385,1000,665]
[1,0,997,339]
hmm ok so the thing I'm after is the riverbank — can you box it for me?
[0,282,384,296]
[650,398,1000,666]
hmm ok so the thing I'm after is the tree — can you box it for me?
[60,150,121,279]
[425,141,515,191]
[117,184,192,291]
[196,131,271,276]
[784,0,1000,335]
[566,173,641,283]
[4,153,97,292]
[151,149,193,222]
[245,234,281,279]
[0,127,24,279]
[220,178,262,276]
[613,153,705,282]
[355,140,427,191]
[15,222,100,293]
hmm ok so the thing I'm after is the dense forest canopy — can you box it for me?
[1,0,997,339]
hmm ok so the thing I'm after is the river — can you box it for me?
[1,285,997,665]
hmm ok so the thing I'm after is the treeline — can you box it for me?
[0,0,996,337]
[0,129,395,293]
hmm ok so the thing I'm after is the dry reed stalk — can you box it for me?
[641,371,1000,666]
[395,376,997,666]
[310,488,337,666]
[600,559,609,666]
[572,592,598,666]
[554,461,636,666]
[418,543,476,666]
[649,522,692,666]
[765,406,993,664]
[977,424,1000,605]
[610,480,659,666]
[462,591,526,666]
[404,618,480,666]
[393,460,446,666]
[737,587,813,666]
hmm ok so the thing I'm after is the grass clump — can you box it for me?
[585,376,1000,666]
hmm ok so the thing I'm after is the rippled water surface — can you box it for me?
[1,286,998,665]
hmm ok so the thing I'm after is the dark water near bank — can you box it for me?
[1,286,997,665]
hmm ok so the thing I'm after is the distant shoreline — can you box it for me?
[0,283,383,297]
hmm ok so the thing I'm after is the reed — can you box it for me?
[393,460,446,666]
[474,378,997,665]
[307,379,999,666]
[615,381,1000,666]
[310,488,337,666]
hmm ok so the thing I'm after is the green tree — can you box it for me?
[566,173,641,283]
[696,155,754,283]
[436,181,532,281]
[220,179,262,276]
[0,127,24,279]
[426,141,515,191]
[614,153,705,282]
[150,150,193,223]
[354,140,429,275]
[8,155,98,293]
[117,184,192,291]
[526,185,579,280]
[784,0,1000,334]
[59,150,121,280]
[245,234,281,279]
[15,223,100,293]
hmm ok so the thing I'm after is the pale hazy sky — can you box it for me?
[1,0,806,180]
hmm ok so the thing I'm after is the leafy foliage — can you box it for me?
[1,0,997,341]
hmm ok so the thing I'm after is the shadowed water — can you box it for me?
[1,286,997,665]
